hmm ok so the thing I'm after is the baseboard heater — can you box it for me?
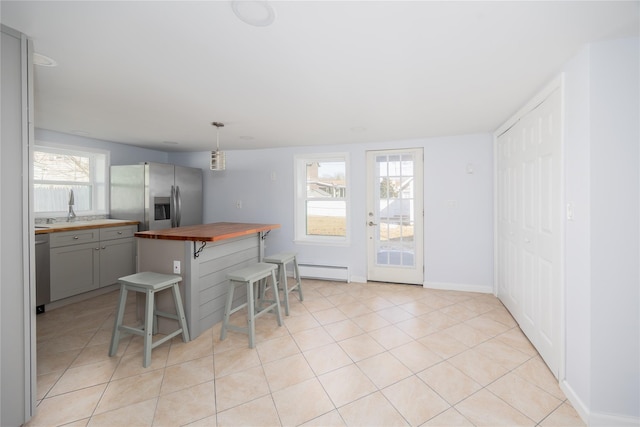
[297,263,349,282]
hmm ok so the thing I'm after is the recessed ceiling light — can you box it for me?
[162,141,179,145]
[231,0,276,27]
[239,135,255,140]
[33,53,57,67]
[350,126,367,133]
[70,130,90,136]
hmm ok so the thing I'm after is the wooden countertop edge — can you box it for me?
[135,223,280,242]
[35,220,140,235]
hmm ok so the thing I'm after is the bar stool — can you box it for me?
[263,252,304,316]
[109,272,190,368]
[220,262,282,348]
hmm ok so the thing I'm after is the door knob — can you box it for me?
[368,221,378,226]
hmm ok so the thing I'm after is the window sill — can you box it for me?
[293,238,350,247]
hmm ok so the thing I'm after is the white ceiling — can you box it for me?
[2,1,639,152]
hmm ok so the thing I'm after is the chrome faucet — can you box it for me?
[67,189,76,222]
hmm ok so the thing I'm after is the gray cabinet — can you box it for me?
[99,226,136,287]
[50,225,137,301]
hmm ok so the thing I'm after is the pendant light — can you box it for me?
[211,122,226,171]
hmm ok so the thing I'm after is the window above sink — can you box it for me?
[33,142,109,218]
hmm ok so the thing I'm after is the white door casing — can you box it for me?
[495,78,563,378]
[366,149,424,285]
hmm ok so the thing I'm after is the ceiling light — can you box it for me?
[33,53,57,67]
[231,0,275,27]
[211,122,226,171]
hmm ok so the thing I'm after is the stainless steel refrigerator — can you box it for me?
[110,162,203,231]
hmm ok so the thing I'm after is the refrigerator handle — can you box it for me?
[176,185,182,227]
[170,185,176,228]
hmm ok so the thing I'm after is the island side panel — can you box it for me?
[190,234,260,338]
[136,238,189,334]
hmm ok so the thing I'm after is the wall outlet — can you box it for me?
[236,200,242,209]
[173,260,181,274]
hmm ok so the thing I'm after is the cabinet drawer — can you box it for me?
[100,225,137,241]
[50,229,99,248]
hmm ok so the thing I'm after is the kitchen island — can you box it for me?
[135,222,280,338]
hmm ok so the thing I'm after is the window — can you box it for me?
[33,144,109,216]
[294,153,349,244]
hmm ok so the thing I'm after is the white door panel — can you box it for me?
[496,84,562,378]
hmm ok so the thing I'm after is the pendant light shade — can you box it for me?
[211,122,226,171]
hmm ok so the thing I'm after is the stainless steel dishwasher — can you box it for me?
[35,232,50,313]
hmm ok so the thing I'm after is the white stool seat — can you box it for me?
[220,262,282,348]
[109,272,190,367]
[263,252,303,316]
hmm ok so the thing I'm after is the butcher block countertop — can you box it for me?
[135,222,280,242]
[35,219,139,234]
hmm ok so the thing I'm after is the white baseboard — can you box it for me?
[350,275,367,283]
[561,379,640,426]
[590,412,640,426]
[423,281,493,294]
[560,380,589,425]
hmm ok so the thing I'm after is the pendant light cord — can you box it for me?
[212,122,224,151]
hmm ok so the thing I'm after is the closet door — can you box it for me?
[496,84,562,378]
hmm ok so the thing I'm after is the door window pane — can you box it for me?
[375,153,415,267]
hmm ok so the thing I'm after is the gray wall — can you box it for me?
[563,36,640,424]
[172,133,495,291]
[35,128,170,165]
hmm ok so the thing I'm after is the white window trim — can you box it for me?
[293,152,350,246]
[33,141,110,218]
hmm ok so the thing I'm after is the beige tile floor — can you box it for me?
[28,279,585,427]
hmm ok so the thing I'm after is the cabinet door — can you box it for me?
[100,238,135,287]
[50,242,100,301]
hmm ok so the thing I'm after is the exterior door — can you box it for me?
[496,83,562,378]
[366,149,424,284]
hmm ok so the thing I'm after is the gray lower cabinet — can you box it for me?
[99,227,136,288]
[50,225,136,301]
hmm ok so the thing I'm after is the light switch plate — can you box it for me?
[566,202,574,221]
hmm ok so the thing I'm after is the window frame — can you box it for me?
[294,152,350,245]
[33,142,110,218]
